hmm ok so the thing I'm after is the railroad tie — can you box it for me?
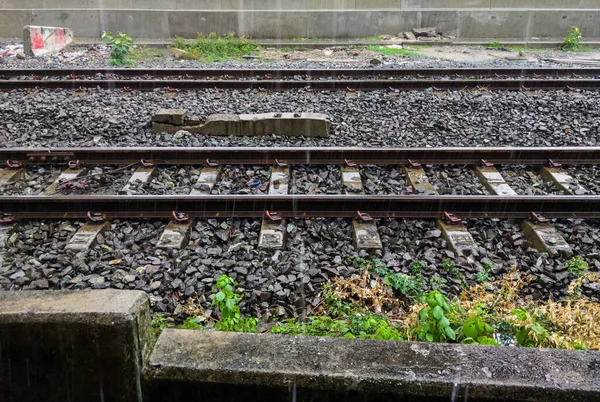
[120,166,157,195]
[0,167,26,184]
[341,164,382,251]
[258,164,289,250]
[41,167,88,196]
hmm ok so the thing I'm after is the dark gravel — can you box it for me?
[1,89,599,148]
[500,166,561,195]
[212,165,271,195]
[425,165,489,195]
[291,165,342,194]
[0,166,60,195]
[362,165,412,195]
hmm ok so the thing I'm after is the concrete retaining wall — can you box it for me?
[0,8,598,39]
[1,0,599,10]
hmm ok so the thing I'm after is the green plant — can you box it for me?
[429,275,446,291]
[475,261,493,284]
[212,275,258,332]
[413,291,456,342]
[486,40,503,50]
[566,256,589,279]
[366,45,420,57]
[563,26,582,51]
[173,33,259,62]
[442,258,468,287]
[178,317,202,330]
[102,31,135,66]
[456,304,497,345]
[150,315,173,342]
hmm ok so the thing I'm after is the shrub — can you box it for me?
[101,31,134,66]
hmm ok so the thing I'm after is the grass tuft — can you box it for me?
[173,32,260,62]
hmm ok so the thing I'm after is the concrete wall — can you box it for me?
[0,8,598,39]
[1,0,600,10]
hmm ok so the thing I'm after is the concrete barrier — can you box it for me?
[0,290,152,402]
[23,25,74,56]
[1,0,600,10]
[144,329,600,402]
[0,8,598,39]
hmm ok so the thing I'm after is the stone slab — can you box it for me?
[0,290,151,402]
[475,165,518,196]
[65,221,109,252]
[341,165,363,194]
[120,166,156,195]
[522,220,572,256]
[41,167,87,195]
[539,166,587,195]
[153,112,331,138]
[156,219,193,249]
[437,220,477,255]
[0,168,25,184]
[23,25,73,57]
[190,167,220,195]
[403,167,437,195]
[153,108,188,125]
[143,330,600,402]
[352,219,382,250]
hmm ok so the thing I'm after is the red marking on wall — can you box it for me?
[30,28,44,50]
[55,29,66,46]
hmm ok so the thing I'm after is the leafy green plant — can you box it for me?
[429,275,446,291]
[101,31,135,66]
[442,258,468,287]
[173,33,259,62]
[366,45,420,57]
[566,256,589,279]
[456,304,498,345]
[178,317,202,330]
[563,26,582,51]
[212,275,258,332]
[413,291,456,342]
[150,315,173,342]
[475,261,493,284]
[350,257,425,301]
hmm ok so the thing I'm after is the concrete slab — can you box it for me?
[156,219,193,249]
[65,221,109,252]
[153,112,331,138]
[475,165,518,196]
[522,220,572,256]
[190,167,220,195]
[437,220,477,255]
[120,166,156,195]
[23,25,73,57]
[539,166,587,195]
[41,167,87,196]
[268,165,289,195]
[258,219,286,249]
[143,330,600,402]
[0,290,151,402]
[0,168,25,184]
[341,165,363,194]
[403,167,437,195]
[153,108,187,125]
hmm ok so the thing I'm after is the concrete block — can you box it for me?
[475,165,517,196]
[65,221,109,252]
[522,220,572,256]
[403,167,437,195]
[0,290,151,402]
[144,330,600,402]
[120,166,156,195]
[352,219,382,250]
[258,219,286,249]
[154,113,330,138]
[269,166,289,195]
[437,220,477,255]
[190,167,220,195]
[23,25,73,57]
[41,167,87,196]
[153,109,187,125]
[157,219,193,249]
[0,168,25,184]
[539,166,587,195]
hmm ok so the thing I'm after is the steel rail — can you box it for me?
[0,195,599,219]
[1,79,600,91]
[1,67,599,78]
[8,147,600,166]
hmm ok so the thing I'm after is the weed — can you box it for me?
[150,315,173,342]
[442,258,468,287]
[363,35,383,41]
[173,33,259,62]
[429,275,447,291]
[413,291,456,342]
[130,46,164,61]
[212,274,258,332]
[486,40,501,49]
[102,31,134,66]
[563,26,582,51]
[566,256,589,279]
[366,45,420,57]
[178,317,202,330]
[475,261,493,284]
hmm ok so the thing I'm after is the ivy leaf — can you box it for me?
[419,308,428,321]
[215,291,225,302]
[444,326,456,340]
[438,316,450,329]
[426,333,434,342]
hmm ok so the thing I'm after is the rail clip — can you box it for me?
[443,211,462,225]
[265,210,282,222]
[530,211,549,225]
[356,210,373,222]
[172,211,189,223]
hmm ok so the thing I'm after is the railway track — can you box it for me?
[1,68,600,91]
[0,146,598,220]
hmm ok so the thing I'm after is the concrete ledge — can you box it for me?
[0,9,598,38]
[144,330,600,402]
[0,290,152,402]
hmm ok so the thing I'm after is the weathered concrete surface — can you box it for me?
[153,112,331,138]
[144,330,600,402]
[0,290,152,402]
[522,220,573,256]
[0,9,598,39]
[23,25,73,57]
